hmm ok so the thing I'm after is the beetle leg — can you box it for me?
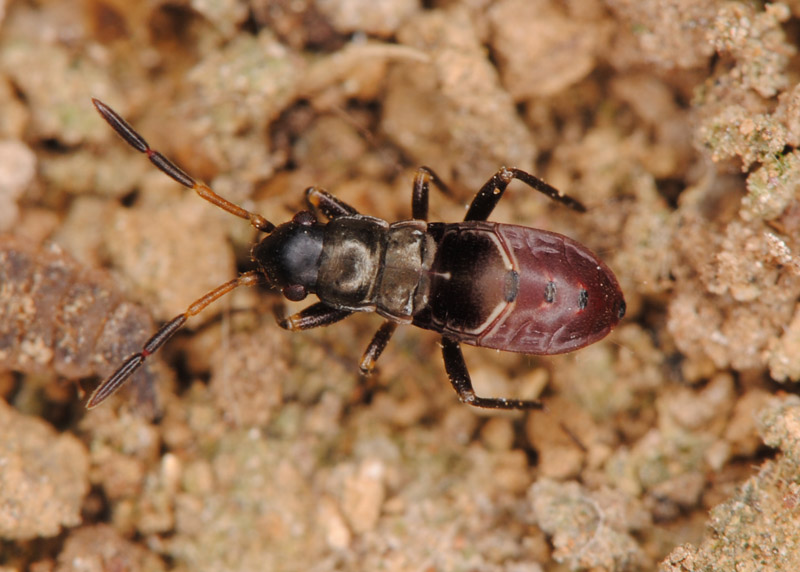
[412,166,456,220]
[464,167,586,222]
[275,301,353,330]
[346,320,399,405]
[359,320,398,375]
[441,336,544,410]
[305,187,359,219]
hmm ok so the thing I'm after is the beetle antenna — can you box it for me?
[92,98,275,234]
[86,271,262,409]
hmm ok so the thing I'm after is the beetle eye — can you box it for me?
[282,284,307,301]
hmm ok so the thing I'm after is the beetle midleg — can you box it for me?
[305,187,359,219]
[464,167,586,222]
[441,336,544,410]
[358,320,398,375]
[275,301,353,331]
[87,271,262,409]
[411,166,456,220]
[346,320,399,405]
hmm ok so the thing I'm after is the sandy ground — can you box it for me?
[2,1,800,570]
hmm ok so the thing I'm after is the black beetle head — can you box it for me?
[252,212,324,300]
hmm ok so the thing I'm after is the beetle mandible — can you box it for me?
[87,98,625,411]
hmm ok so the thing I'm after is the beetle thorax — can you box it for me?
[312,217,436,321]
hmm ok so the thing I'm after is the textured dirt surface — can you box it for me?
[2,0,800,571]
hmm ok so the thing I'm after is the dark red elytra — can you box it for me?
[413,222,624,355]
[88,98,625,411]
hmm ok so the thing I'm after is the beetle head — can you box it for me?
[252,211,324,301]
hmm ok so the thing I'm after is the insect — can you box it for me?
[0,235,158,412]
[87,98,625,410]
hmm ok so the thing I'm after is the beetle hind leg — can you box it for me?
[464,167,586,222]
[441,336,544,410]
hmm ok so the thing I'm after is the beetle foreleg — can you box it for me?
[275,301,353,331]
[441,336,544,410]
[464,167,586,222]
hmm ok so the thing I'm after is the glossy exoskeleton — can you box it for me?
[87,98,625,410]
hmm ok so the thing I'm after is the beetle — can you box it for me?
[87,98,625,411]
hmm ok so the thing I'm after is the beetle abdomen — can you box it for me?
[414,222,625,354]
